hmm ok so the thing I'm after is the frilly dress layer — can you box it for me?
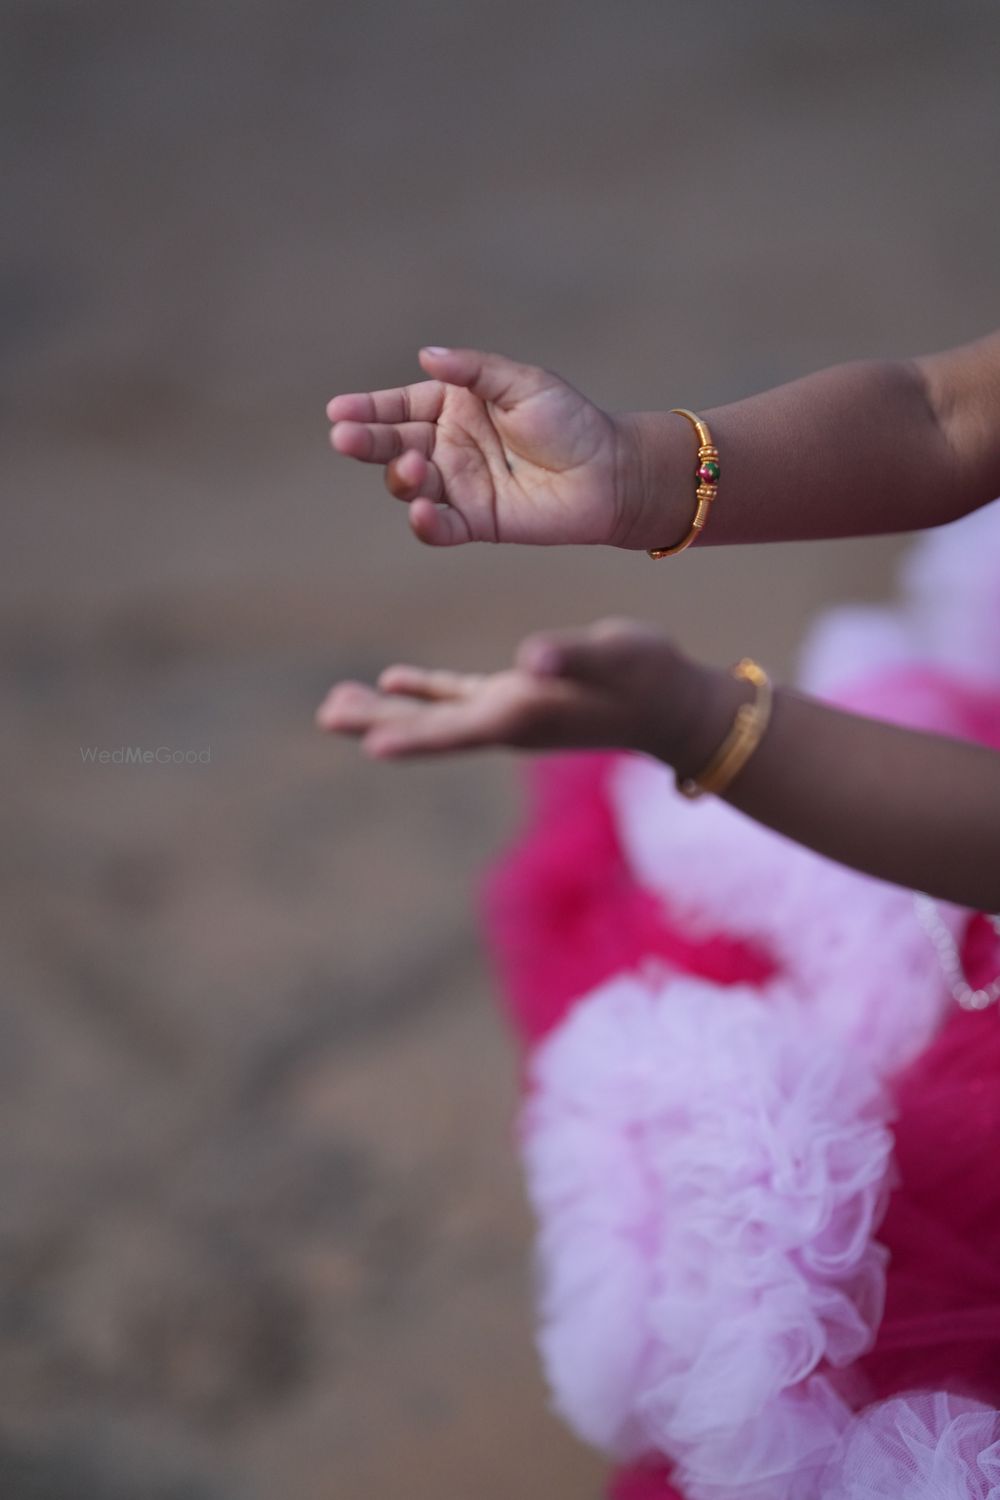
[482,501,1000,1498]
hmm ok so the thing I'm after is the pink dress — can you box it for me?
[481,501,1000,1499]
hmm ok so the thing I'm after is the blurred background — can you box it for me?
[2,2,999,1496]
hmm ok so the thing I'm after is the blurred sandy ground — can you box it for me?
[1,2,999,1496]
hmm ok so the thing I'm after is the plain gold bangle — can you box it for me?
[676,658,772,800]
[647,408,720,559]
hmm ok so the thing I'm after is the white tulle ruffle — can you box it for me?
[799,499,1000,697]
[820,1392,1000,1499]
[608,754,951,1073]
[520,972,894,1497]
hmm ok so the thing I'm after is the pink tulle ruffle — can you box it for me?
[860,998,1000,1406]
[481,751,775,1054]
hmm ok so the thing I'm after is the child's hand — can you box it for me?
[315,617,706,763]
[327,347,644,549]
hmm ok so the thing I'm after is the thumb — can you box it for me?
[417,346,555,411]
[516,620,645,687]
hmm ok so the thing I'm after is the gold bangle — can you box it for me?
[676,658,772,800]
[647,408,720,559]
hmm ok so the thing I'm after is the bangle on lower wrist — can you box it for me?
[675,658,772,799]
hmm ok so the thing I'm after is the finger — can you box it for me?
[364,698,503,759]
[365,672,617,759]
[376,664,486,700]
[315,680,418,735]
[408,497,472,547]
[385,450,445,502]
[417,346,556,412]
[330,419,436,464]
[326,382,445,426]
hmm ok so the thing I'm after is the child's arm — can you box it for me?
[674,652,1000,911]
[316,618,1000,912]
[623,328,1000,549]
[327,331,1000,553]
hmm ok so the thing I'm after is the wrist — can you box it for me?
[644,656,753,778]
[611,410,705,553]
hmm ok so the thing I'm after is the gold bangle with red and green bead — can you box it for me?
[647,408,720,559]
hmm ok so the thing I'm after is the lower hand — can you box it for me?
[316,617,710,765]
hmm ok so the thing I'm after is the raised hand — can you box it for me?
[315,617,703,762]
[327,347,643,549]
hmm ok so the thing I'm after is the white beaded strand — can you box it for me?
[913,894,1000,1011]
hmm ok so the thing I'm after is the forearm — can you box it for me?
[668,662,1000,910]
[624,330,1000,550]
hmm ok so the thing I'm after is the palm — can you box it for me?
[328,347,626,548]
[431,380,617,543]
